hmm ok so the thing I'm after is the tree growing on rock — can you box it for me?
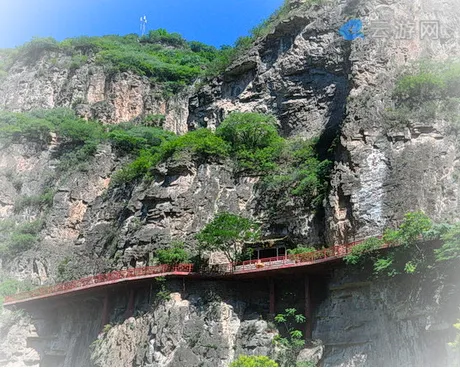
[195,212,260,264]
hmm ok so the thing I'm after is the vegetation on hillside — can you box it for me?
[389,60,460,134]
[4,28,248,91]
[111,111,331,209]
[0,275,32,308]
[230,355,279,367]
[0,219,44,260]
[12,32,217,93]
[0,108,108,177]
[0,109,331,211]
[394,61,460,108]
[344,211,460,277]
[1,0,328,88]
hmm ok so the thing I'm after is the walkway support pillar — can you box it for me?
[269,278,275,316]
[101,291,110,327]
[125,288,135,319]
[304,275,312,340]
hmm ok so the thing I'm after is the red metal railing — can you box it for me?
[4,263,193,304]
[4,237,389,305]
[231,238,384,272]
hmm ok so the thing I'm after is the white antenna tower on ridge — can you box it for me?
[140,15,147,36]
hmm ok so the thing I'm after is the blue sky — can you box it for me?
[0,0,284,49]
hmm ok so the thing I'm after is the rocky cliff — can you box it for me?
[0,0,460,366]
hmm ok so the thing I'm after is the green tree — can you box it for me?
[156,241,189,265]
[273,308,307,366]
[216,112,279,152]
[159,128,230,163]
[195,213,260,264]
[435,223,460,262]
[343,237,384,265]
[391,211,432,246]
[216,112,282,174]
[344,211,433,276]
[0,277,32,308]
[230,355,279,367]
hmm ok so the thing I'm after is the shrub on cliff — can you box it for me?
[0,219,44,259]
[16,32,220,87]
[434,223,460,262]
[0,277,33,309]
[216,112,282,174]
[344,211,434,276]
[394,61,460,107]
[111,149,161,185]
[17,37,60,60]
[156,241,189,265]
[111,126,230,185]
[142,29,188,48]
[0,111,53,145]
[230,355,279,367]
[343,237,384,265]
[0,108,107,172]
[159,128,230,163]
[391,61,460,128]
[108,125,173,154]
[258,138,331,208]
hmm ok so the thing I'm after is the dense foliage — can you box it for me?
[3,0,329,88]
[0,219,43,259]
[111,112,330,208]
[0,109,330,211]
[259,138,331,206]
[230,355,279,367]
[434,223,460,262]
[0,108,105,173]
[216,112,282,174]
[0,275,32,308]
[343,211,460,277]
[155,241,190,266]
[394,61,460,107]
[14,32,220,91]
[287,246,317,255]
[111,128,229,185]
[215,113,331,206]
[196,213,260,264]
[390,60,460,132]
[160,128,230,162]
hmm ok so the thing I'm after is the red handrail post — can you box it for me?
[101,290,110,327]
[269,278,275,316]
[124,288,135,319]
[304,275,312,339]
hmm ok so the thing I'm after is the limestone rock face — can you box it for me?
[0,313,40,367]
[0,0,460,366]
[296,340,325,366]
[91,293,276,367]
[314,264,460,366]
[0,54,189,133]
[0,280,277,367]
[188,0,460,244]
